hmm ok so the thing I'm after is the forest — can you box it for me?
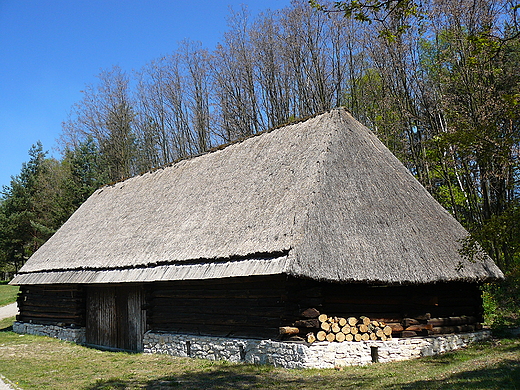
[0,0,518,325]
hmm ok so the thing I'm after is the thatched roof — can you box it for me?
[12,108,503,285]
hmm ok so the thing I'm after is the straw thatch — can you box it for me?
[12,108,503,285]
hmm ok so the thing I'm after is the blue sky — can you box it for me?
[0,0,292,191]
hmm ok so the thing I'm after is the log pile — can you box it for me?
[279,309,392,343]
[279,309,483,342]
[370,315,482,337]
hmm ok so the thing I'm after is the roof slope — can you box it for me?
[12,109,503,285]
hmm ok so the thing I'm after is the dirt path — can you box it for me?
[0,304,20,389]
[0,376,17,390]
[0,303,17,321]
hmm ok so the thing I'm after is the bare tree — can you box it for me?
[62,66,136,182]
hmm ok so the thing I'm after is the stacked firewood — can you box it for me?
[311,314,393,343]
[279,309,392,343]
[279,309,482,342]
[386,315,483,337]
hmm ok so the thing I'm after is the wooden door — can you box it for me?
[86,285,146,352]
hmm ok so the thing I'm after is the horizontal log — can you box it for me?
[294,319,320,328]
[152,288,284,300]
[20,303,84,312]
[17,314,83,322]
[300,308,320,318]
[427,316,478,327]
[151,297,284,309]
[19,297,83,305]
[149,313,282,327]
[150,304,290,317]
[402,318,421,327]
[401,331,417,338]
[16,317,84,326]
[432,324,477,334]
[385,323,404,333]
[151,323,280,339]
[405,324,433,332]
[156,274,286,288]
[18,307,83,317]
[20,287,84,293]
[279,327,299,335]
[292,298,323,307]
[293,287,323,298]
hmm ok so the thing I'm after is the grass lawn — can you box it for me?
[0,315,519,390]
[0,283,19,307]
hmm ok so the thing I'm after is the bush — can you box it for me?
[482,267,520,329]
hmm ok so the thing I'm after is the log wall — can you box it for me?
[147,275,290,339]
[17,284,85,326]
[16,277,484,340]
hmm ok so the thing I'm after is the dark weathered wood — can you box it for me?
[405,324,433,332]
[150,313,282,327]
[427,316,478,327]
[17,284,85,327]
[403,318,421,327]
[300,308,320,318]
[432,324,477,334]
[152,288,284,300]
[294,319,320,328]
[86,285,145,352]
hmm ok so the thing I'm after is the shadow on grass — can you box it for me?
[0,318,14,332]
[398,358,520,390]
[86,360,520,390]
[85,354,520,390]
[86,364,371,390]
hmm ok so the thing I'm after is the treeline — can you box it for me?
[0,0,519,280]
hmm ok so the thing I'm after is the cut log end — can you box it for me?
[316,330,327,341]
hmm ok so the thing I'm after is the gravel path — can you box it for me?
[0,376,17,390]
[0,304,20,389]
[0,303,18,321]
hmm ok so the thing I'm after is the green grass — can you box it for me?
[0,283,19,307]
[1,316,519,390]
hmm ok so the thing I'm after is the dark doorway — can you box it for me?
[86,284,146,352]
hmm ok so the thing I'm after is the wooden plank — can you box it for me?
[427,316,478,326]
[149,313,282,327]
[151,289,284,300]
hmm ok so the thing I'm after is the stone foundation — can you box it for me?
[143,330,491,369]
[13,322,86,345]
[12,322,491,368]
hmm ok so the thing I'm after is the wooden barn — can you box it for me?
[11,108,503,355]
